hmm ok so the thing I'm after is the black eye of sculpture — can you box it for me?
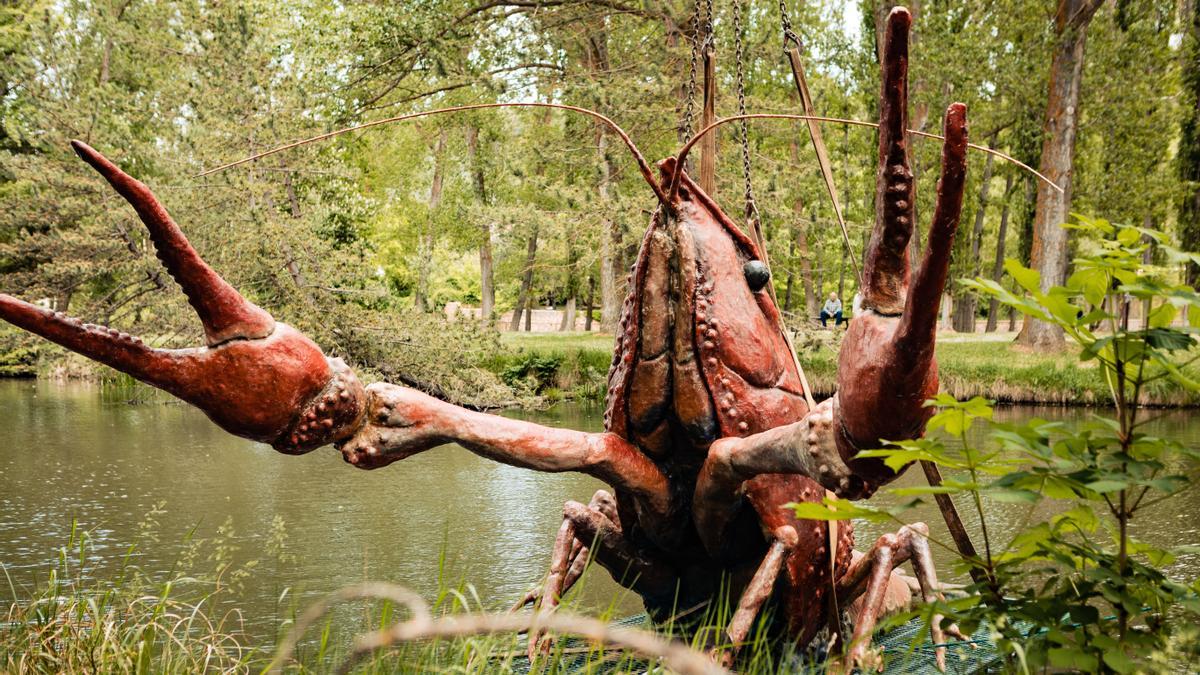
[743,260,770,292]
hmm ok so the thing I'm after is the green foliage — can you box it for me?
[795,216,1200,672]
[2,0,1196,399]
[0,325,37,377]
[500,353,564,392]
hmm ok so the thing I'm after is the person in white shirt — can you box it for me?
[820,292,845,328]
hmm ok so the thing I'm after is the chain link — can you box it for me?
[733,0,758,223]
[703,0,715,51]
[778,0,802,48]
[680,0,703,143]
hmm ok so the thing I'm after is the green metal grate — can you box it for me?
[506,613,1006,674]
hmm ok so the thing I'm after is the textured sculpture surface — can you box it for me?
[0,8,969,670]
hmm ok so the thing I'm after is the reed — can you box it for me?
[0,516,823,674]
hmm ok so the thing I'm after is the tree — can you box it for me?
[466,124,497,322]
[1181,0,1200,286]
[1016,0,1107,350]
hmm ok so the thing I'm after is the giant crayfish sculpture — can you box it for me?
[1,9,971,671]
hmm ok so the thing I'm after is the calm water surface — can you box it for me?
[2,379,1198,641]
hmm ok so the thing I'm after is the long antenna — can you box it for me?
[197,102,671,208]
[672,113,1063,196]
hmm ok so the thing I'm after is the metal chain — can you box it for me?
[680,0,702,142]
[777,0,802,48]
[733,0,758,222]
[703,0,715,51]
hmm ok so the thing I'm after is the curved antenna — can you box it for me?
[197,102,670,208]
[670,113,1062,197]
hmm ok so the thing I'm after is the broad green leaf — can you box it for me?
[1005,258,1042,294]
[1067,267,1109,307]
[1142,327,1194,352]
[1084,480,1128,494]
[1116,226,1141,247]
[1053,505,1099,533]
[984,487,1041,503]
[1048,647,1098,672]
[1147,302,1178,329]
[1102,648,1135,674]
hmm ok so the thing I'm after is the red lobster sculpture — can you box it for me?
[1,9,969,671]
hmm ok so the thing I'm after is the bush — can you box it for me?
[794,216,1200,672]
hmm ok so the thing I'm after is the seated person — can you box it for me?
[820,292,845,327]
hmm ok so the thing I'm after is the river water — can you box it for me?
[1,379,1198,641]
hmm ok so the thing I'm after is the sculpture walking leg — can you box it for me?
[538,491,619,612]
[833,523,965,673]
[713,526,798,668]
[527,493,675,659]
[513,490,619,612]
[693,397,855,555]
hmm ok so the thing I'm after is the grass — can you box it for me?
[485,330,1200,407]
[0,517,828,675]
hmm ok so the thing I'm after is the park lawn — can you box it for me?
[491,331,1200,407]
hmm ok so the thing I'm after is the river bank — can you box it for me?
[5,326,1198,407]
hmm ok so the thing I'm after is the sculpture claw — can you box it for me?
[862,7,916,315]
[70,140,275,346]
[897,103,968,352]
[0,294,178,387]
[834,9,968,491]
[0,143,367,453]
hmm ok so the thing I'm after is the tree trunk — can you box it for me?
[279,166,312,299]
[560,298,577,331]
[1017,0,1104,350]
[986,172,1016,332]
[1180,0,1200,286]
[414,128,448,312]
[584,274,596,331]
[510,225,539,332]
[1142,216,1155,328]
[598,130,623,331]
[797,221,818,319]
[789,141,819,317]
[838,244,846,301]
[952,140,996,333]
[812,207,825,299]
[784,238,795,311]
[560,242,579,331]
[466,125,496,323]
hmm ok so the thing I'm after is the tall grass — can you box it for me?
[0,521,260,673]
[0,514,824,674]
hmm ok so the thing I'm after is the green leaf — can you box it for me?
[1147,302,1178,329]
[1068,267,1109,307]
[985,487,1041,503]
[787,500,895,523]
[1116,226,1142,247]
[1084,480,1128,494]
[1048,647,1098,672]
[1142,327,1194,352]
[1005,258,1042,294]
[1052,505,1099,533]
[891,485,967,496]
[1102,648,1136,674]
